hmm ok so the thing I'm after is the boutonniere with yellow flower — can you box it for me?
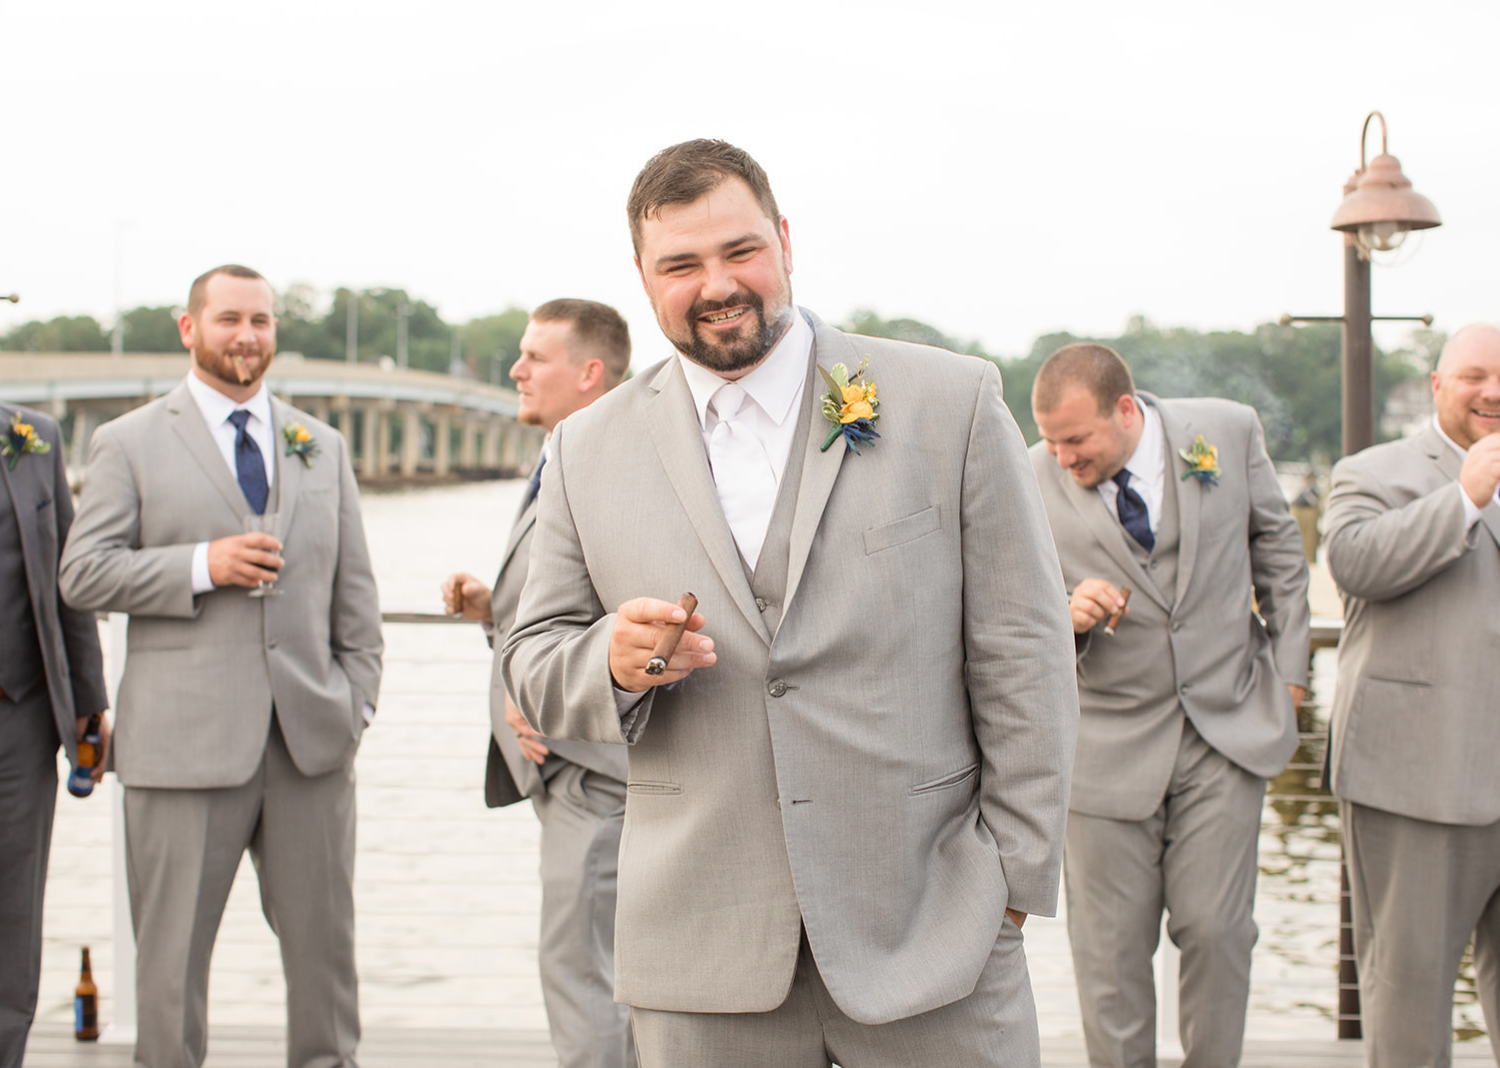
[1,412,51,471]
[282,422,320,468]
[1178,435,1220,486]
[818,356,881,454]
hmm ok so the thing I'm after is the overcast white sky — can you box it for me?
[2,0,1494,364]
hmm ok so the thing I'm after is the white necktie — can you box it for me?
[708,382,778,569]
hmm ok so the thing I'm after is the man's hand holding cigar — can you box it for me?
[609,595,716,692]
[1068,578,1130,635]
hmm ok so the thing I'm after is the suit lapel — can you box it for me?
[784,319,847,614]
[501,499,536,574]
[269,399,302,533]
[166,382,253,517]
[644,359,769,644]
[0,407,49,619]
[1419,425,1500,549]
[1153,397,1202,606]
[1058,467,1163,609]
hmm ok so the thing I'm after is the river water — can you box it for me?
[35,479,1487,1045]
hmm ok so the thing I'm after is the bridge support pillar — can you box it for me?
[308,399,331,426]
[459,419,478,468]
[70,409,95,472]
[433,412,452,477]
[399,407,423,477]
[481,420,502,469]
[357,405,378,477]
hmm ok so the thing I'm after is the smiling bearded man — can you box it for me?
[502,139,1078,1068]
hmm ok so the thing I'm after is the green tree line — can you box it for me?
[1,293,1430,465]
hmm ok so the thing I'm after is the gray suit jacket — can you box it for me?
[0,405,107,766]
[1324,424,1500,826]
[483,487,628,808]
[59,381,383,788]
[1029,395,1310,820]
[503,312,1078,1026]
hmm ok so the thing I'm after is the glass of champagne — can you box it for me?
[243,512,282,598]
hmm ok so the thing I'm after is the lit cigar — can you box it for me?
[231,354,252,384]
[1104,588,1132,636]
[645,592,698,676]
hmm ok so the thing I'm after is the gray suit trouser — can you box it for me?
[530,763,635,1068]
[630,921,1038,1068]
[1342,800,1500,1068]
[124,717,359,1068]
[0,683,58,1068]
[1065,720,1264,1068]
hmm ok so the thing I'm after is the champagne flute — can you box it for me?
[243,512,283,598]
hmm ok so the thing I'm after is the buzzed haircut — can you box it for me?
[187,264,269,317]
[532,298,632,389]
[627,139,781,259]
[1032,342,1137,415]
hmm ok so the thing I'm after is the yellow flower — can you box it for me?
[840,399,874,423]
[295,426,311,443]
[15,421,33,441]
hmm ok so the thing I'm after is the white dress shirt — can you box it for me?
[185,374,275,593]
[1096,397,1166,534]
[1433,414,1494,530]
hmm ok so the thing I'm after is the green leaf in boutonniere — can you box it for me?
[283,422,320,468]
[1178,435,1220,486]
[818,355,881,454]
[1,412,51,471]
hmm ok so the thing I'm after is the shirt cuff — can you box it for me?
[1459,482,1484,531]
[362,703,376,725]
[191,542,214,594]
[614,684,648,739]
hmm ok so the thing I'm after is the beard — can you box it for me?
[668,289,793,375]
[195,340,274,391]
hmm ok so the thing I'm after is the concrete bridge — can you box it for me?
[0,352,543,481]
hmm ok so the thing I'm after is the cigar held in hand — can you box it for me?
[645,592,698,675]
[1104,588,1132,636]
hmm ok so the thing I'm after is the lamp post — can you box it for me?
[1282,111,1441,1042]
[1284,111,1440,457]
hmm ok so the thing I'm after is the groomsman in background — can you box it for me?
[1030,343,1309,1068]
[0,404,108,1068]
[61,264,382,1068]
[442,298,635,1068]
[1323,321,1500,1066]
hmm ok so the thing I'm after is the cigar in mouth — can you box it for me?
[645,592,698,675]
[1104,588,1132,636]
[231,354,251,384]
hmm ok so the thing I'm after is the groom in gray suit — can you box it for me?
[1029,343,1309,1068]
[442,298,635,1068]
[503,140,1078,1067]
[1324,321,1500,1067]
[0,404,108,1068]
[60,264,383,1068]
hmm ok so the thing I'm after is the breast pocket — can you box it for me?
[864,505,941,556]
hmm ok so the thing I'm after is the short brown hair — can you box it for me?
[626,139,781,258]
[1032,342,1137,415]
[531,299,631,388]
[187,264,269,317]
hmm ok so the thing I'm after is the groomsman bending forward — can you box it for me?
[1030,343,1309,1068]
[503,139,1078,1068]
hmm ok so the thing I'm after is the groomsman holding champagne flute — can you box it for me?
[61,264,382,1068]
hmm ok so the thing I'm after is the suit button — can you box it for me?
[1179,684,1190,695]
[755,598,769,612]
[1171,622,1182,633]
[267,640,279,649]
[767,679,787,698]
[1149,560,1159,570]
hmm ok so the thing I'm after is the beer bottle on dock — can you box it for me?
[75,947,100,1041]
[67,714,102,798]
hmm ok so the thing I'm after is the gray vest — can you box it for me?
[1123,436,1181,608]
[739,369,816,634]
[0,476,45,696]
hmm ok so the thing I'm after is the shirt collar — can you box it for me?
[1122,395,1163,481]
[678,308,813,429]
[185,371,272,431]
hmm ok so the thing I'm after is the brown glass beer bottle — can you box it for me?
[75,947,99,1041]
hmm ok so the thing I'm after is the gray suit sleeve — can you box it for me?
[47,426,108,716]
[962,362,1078,917]
[326,433,383,714]
[60,422,199,618]
[503,421,641,746]
[1243,413,1311,687]
[1325,453,1472,602]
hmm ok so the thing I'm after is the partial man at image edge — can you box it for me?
[1324,321,1500,1066]
[0,404,108,1068]
[59,264,382,1068]
[504,139,1078,1068]
[441,298,636,1068]
[1029,342,1310,1068]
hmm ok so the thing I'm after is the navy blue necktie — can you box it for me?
[1112,469,1154,553]
[228,410,269,515]
[524,455,546,508]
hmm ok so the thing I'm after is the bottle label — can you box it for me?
[75,994,97,1033]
